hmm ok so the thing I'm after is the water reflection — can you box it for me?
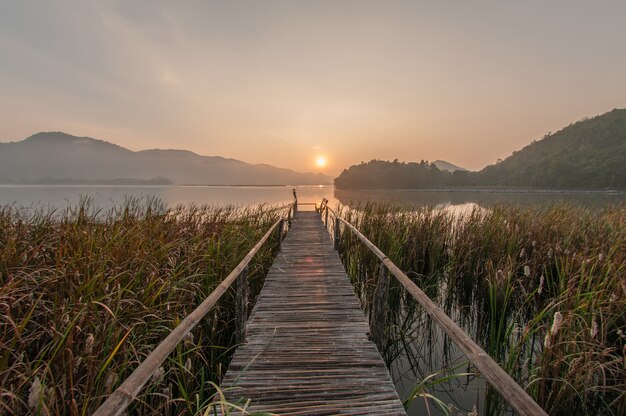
[2,185,623,212]
[334,188,626,209]
[0,184,335,211]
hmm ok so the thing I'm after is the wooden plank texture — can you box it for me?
[218,212,406,415]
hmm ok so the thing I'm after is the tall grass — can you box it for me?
[338,202,625,415]
[0,198,283,415]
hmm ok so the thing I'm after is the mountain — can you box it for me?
[334,109,626,190]
[432,160,467,172]
[476,109,626,189]
[0,132,331,185]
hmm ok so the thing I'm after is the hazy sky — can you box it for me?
[1,1,625,174]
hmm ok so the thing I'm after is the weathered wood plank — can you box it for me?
[218,212,406,415]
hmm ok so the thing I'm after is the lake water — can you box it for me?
[1,184,623,212]
[0,185,334,212]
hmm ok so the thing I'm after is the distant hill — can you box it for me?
[335,109,626,190]
[433,160,467,172]
[334,159,459,189]
[0,132,331,185]
[476,109,626,189]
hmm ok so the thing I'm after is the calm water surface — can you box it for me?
[1,184,623,211]
[334,188,626,209]
[0,184,334,211]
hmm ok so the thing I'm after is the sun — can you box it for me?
[315,156,327,168]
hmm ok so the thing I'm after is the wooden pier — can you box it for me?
[218,211,406,415]
[95,201,547,416]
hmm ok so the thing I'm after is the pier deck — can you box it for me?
[219,211,406,415]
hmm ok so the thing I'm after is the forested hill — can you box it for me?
[477,109,626,188]
[334,109,626,190]
[334,160,456,189]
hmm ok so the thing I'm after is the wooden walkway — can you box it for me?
[219,211,406,415]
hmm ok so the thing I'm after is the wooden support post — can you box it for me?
[324,207,329,227]
[292,188,298,213]
[235,266,249,344]
[334,217,340,250]
[287,205,292,228]
[370,265,390,349]
[276,218,284,250]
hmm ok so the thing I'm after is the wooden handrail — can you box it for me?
[93,215,288,416]
[335,217,548,416]
[323,205,336,216]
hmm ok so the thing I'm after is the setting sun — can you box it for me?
[315,156,327,168]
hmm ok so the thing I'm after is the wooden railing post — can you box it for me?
[324,206,329,227]
[292,188,298,213]
[287,205,292,228]
[276,218,284,250]
[370,265,390,349]
[334,217,340,250]
[235,266,249,344]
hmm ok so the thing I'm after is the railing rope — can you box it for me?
[336,217,548,416]
[93,213,289,416]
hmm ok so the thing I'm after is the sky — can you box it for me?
[1,1,625,175]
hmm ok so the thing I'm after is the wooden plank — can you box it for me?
[218,212,406,415]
